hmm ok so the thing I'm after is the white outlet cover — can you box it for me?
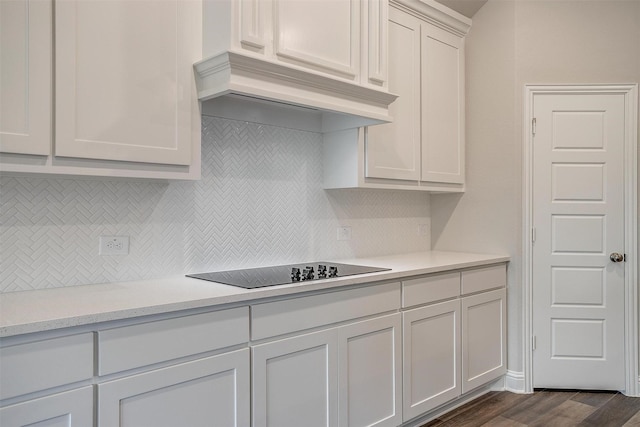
[99,236,130,255]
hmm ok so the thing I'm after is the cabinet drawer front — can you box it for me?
[0,386,94,427]
[252,282,401,340]
[98,307,249,375]
[0,333,94,400]
[402,272,460,307]
[461,264,506,295]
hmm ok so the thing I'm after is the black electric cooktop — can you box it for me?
[186,262,390,289]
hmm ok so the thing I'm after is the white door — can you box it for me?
[532,92,626,389]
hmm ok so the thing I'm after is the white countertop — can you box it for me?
[0,251,509,338]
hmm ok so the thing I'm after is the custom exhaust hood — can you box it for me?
[193,0,398,133]
[194,51,398,133]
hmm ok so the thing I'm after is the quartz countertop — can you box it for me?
[0,251,509,337]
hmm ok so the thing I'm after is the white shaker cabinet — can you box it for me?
[400,264,507,422]
[251,282,402,427]
[252,328,339,427]
[365,7,421,182]
[0,387,94,427]
[0,0,52,156]
[367,2,465,186]
[98,349,250,427]
[402,299,461,421]
[54,0,198,166]
[252,314,402,427]
[461,288,507,393]
[0,0,202,180]
[338,314,402,427]
[323,0,469,192]
[0,332,95,427]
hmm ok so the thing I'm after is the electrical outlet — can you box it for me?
[99,236,130,255]
[337,226,352,241]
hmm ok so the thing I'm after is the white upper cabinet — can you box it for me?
[0,0,202,180]
[196,0,396,132]
[420,22,464,184]
[323,0,470,192]
[54,0,197,166]
[0,0,52,156]
[365,7,421,181]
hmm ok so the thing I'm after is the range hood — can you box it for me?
[194,51,399,133]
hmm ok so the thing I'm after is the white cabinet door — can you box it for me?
[98,349,250,427]
[54,0,199,165]
[0,386,93,427]
[338,313,402,427]
[252,328,338,427]
[273,0,360,79]
[461,288,507,393]
[0,0,51,155]
[365,7,421,181]
[420,23,465,185]
[402,299,461,421]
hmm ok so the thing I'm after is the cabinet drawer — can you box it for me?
[0,333,94,400]
[402,272,460,308]
[98,307,249,375]
[461,264,506,295]
[252,282,401,340]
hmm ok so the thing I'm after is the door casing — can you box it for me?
[522,84,638,396]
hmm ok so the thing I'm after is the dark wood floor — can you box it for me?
[421,390,640,426]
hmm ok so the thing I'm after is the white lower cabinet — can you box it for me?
[252,313,401,427]
[461,288,507,393]
[0,386,93,427]
[401,264,508,422]
[402,299,461,421]
[338,314,402,427]
[98,348,250,427]
[252,328,338,427]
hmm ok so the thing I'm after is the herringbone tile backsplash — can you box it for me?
[0,116,431,293]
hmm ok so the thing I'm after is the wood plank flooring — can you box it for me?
[421,390,640,427]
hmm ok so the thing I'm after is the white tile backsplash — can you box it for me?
[0,116,431,293]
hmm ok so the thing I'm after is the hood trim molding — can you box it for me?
[194,51,398,132]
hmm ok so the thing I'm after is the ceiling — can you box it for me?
[434,0,488,18]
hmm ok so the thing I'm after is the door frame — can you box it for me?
[522,84,638,396]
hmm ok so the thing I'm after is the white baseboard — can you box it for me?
[505,370,528,394]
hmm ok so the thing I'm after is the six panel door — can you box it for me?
[532,92,626,390]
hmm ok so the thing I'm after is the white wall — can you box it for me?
[431,0,640,377]
[0,115,432,293]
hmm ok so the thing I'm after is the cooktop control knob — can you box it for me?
[318,264,327,278]
[291,267,301,281]
[328,266,338,277]
[302,266,314,280]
